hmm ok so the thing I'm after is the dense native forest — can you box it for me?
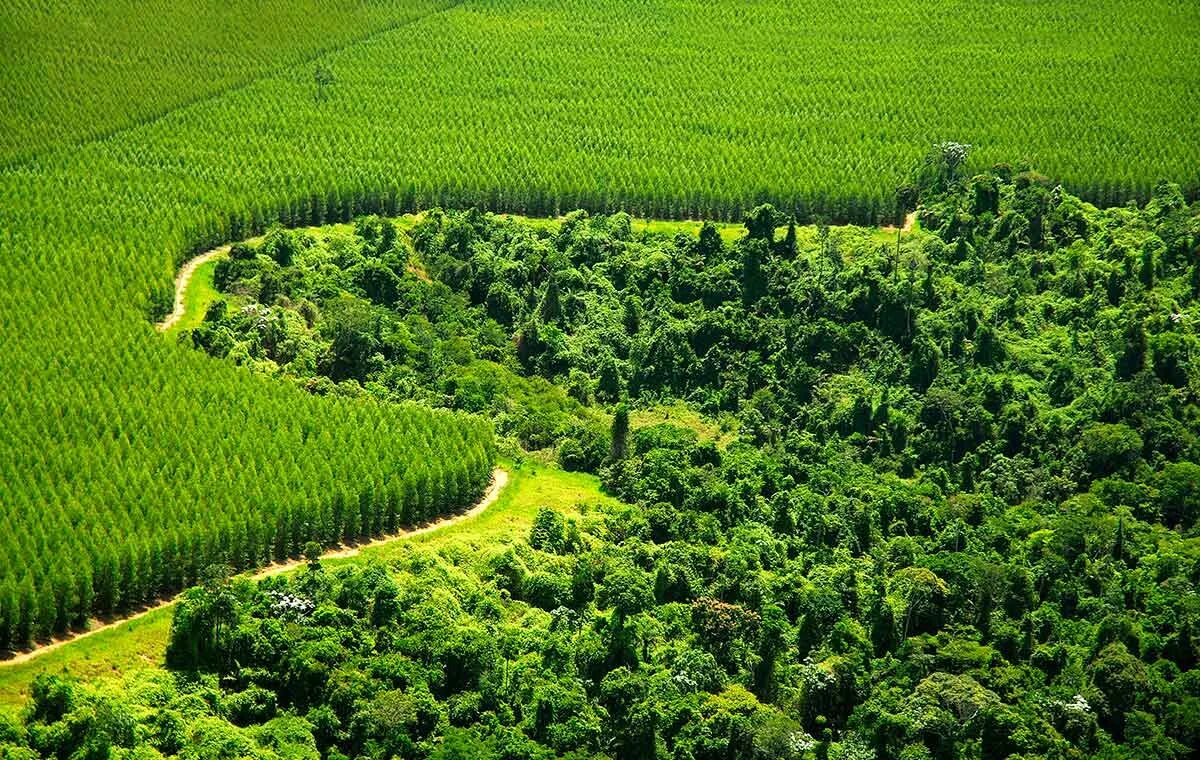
[4,155,1197,758]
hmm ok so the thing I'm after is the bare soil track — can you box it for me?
[156,245,230,332]
[879,211,916,235]
[1,468,508,667]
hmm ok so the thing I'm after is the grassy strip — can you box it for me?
[0,607,172,712]
[164,253,225,338]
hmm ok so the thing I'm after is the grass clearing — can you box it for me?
[629,402,739,449]
[0,607,172,713]
[630,217,744,245]
[337,460,617,571]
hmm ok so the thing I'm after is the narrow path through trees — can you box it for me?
[156,245,230,332]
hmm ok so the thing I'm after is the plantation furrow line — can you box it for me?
[0,0,468,174]
[0,468,507,668]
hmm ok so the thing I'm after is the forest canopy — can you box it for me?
[1,0,1197,756]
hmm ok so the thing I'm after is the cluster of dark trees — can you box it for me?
[12,155,1197,758]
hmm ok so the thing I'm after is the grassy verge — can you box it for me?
[327,460,619,577]
[0,461,613,712]
[164,253,224,338]
[498,213,923,248]
[0,607,173,712]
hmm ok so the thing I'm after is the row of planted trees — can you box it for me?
[0,0,1194,661]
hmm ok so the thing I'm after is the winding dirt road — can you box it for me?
[155,245,231,332]
[1,468,508,667]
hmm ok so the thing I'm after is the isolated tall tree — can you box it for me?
[1117,319,1147,379]
[314,64,335,101]
[895,182,919,260]
[744,204,782,243]
[773,216,798,258]
[741,239,770,306]
[539,277,562,324]
[610,404,630,462]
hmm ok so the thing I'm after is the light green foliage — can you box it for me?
[165,254,226,337]
[0,1,1197,757]
[0,0,504,650]
[0,0,452,163]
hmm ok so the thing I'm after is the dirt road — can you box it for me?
[155,245,230,332]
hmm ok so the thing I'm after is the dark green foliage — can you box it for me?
[196,221,609,464]
[610,404,630,462]
[1077,424,1144,481]
[1,0,1197,689]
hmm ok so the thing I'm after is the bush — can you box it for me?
[224,686,277,726]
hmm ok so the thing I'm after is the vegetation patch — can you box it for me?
[0,1,1198,757]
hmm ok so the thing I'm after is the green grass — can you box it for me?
[632,218,745,245]
[0,461,614,712]
[350,461,619,566]
[0,607,173,713]
[164,253,225,338]
[629,402,739,449]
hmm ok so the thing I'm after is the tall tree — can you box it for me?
[610,404,630,463]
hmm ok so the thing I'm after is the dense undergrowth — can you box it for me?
[7,159,1197,759]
